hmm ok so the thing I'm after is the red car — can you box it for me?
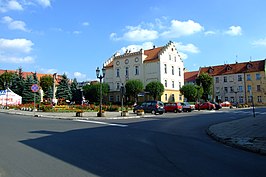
[164,102,182,113]
[221,101,232,107]
[195,102,216,110]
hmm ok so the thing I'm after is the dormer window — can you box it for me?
[247,63,252,69]
[208,67,214,73]
[226,65,232,71]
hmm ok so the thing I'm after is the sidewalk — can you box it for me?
[207,114,266,156]
[0,109,143,120]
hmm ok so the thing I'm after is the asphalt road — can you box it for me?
[0,108,266,177]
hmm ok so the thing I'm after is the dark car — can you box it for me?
[164,102,182,113]
[133,101,165,115]
[210,101,222,110]
[181,102,194,112]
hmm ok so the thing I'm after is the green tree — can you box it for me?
[180,84,203,102]
[70,78,82,104]
[0,71,13,90]
[45,86,53,100]
[125,79,144,103]
[10,68,25,96]
[32,72,39,84]
[56,73,72,102]
[83,82,109,103]
[196,73,213,101]
[40,75,53,97]
[180,84,197,102]
[22,75,41,103]
[145,81,164,100]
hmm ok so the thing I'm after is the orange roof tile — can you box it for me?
[199,60,265,76]
[144,47,163,63]
[105,60,114,68]
[0,69,62,84]
[184,71,199,83]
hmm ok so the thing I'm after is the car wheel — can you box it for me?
[174,109,178,113]
[151,110,156,115]
[188,109,192,112]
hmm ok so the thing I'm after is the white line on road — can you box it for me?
[75,120,128,127]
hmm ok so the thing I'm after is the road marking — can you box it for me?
[75,120,128,127]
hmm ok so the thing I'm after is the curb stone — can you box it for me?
[206,126,266,156]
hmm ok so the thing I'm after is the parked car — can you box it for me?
[220,101,232,107]
[181,102,194,112]
[210,101,222,110]
[164,102,182,113]
[195,102,216,110]
[133,101,165,115]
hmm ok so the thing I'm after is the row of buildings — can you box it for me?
[185,60,266,106]
[1,41,265,106]
[102,41,266,106]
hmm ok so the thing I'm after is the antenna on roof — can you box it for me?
[250,56,252,62]
[235,55,238,63]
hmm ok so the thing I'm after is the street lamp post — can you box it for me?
[80,88,84,106]
[234,89,238,108]
[96,66,106,117]
[120,83,125,116]
[249,89,256,118]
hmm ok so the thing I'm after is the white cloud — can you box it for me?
[0,0,23,12]
[161,20,204,38]
[118,42,154,54]
[110,25,158,42]
[204,30,216,35]
[225,26,242,36]
[7,0,23,10]
[178,52,188,60]
[2,16,29,32]
[175,42,200,53]
[0,55,34,63]
[1,0,51,12]
[37,67,58,74]
[0,38,34,64]
[73,31,81,35]
[252,38,266,46]
[82,22,89,26]
[0,38,34,53]
[74,72,86,79]
[35,0,51,7]
[110,19,204,42]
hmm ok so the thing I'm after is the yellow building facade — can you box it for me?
[245,70,266,106]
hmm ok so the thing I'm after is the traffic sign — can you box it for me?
[31,84,39,92]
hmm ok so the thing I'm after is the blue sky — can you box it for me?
[1,0,266,81]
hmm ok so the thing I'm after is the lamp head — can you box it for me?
[102,67,106,77]
[96,67,100,77]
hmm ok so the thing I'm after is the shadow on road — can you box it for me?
[20,118,186,177]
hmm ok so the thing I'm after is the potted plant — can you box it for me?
[137,109,144,116]
[121,110,129,117]
[76,110,84,117]
[97,110,106,117]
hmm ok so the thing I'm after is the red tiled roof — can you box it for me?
[104,46,164,68]
[184,71,199,83]
[199,60,265,76]
[105,60,114,68]
[0,69,62,84]
[144,47,163,63]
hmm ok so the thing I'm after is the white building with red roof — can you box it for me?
[103,41,184,103]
